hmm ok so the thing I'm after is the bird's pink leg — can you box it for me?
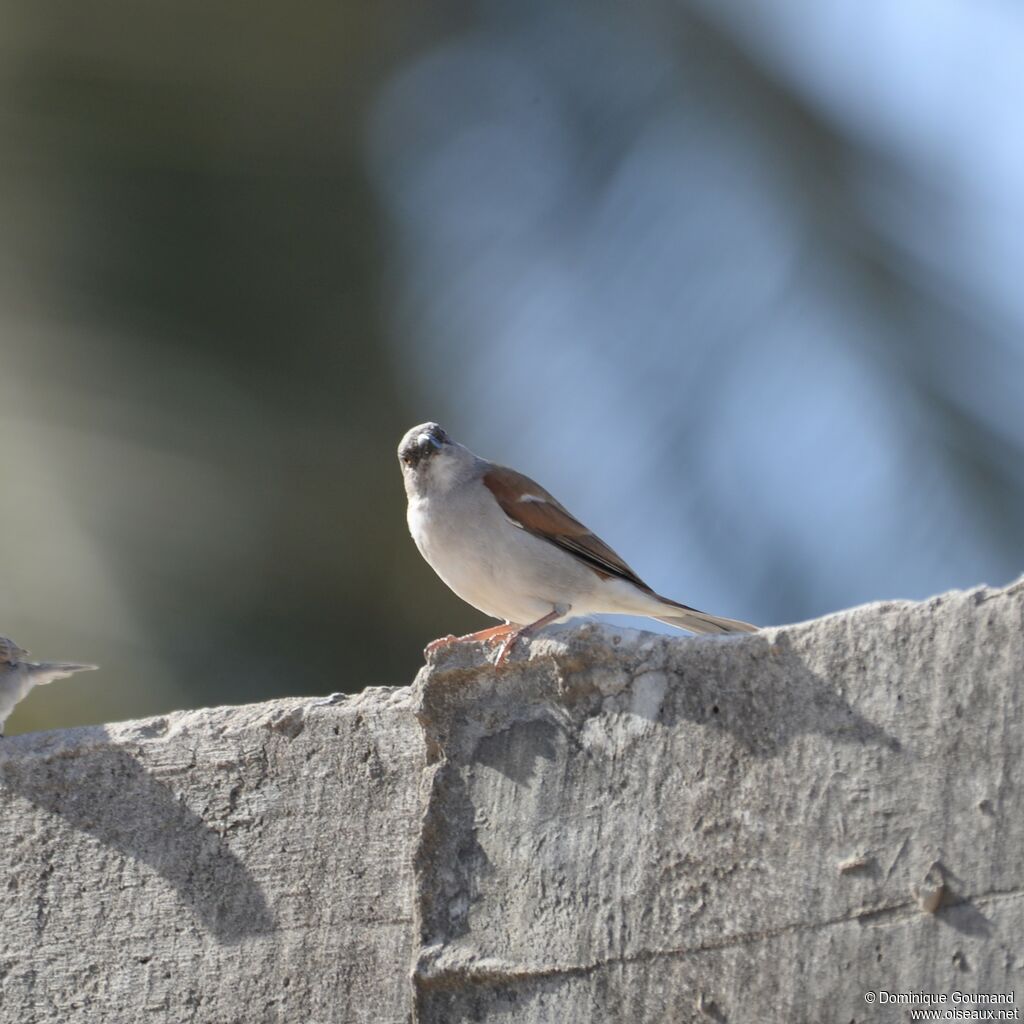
[424,623,515,657]
[494,609,563,666]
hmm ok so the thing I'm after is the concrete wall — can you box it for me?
[1,581,1022,1022]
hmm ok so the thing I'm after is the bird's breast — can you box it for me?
[405,488,551,624]
[407,493,482,582]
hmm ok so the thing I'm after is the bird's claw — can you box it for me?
[492,631,522,666]
[424,634,459,656]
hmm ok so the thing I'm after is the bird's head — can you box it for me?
[398,422,474,496]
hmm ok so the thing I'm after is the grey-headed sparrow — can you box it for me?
[399,423,756,664]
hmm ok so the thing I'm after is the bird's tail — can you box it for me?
[652,596,757,635]
[27,662,98,686]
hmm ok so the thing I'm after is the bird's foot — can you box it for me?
[470,624,516,647]
[491,608,565,666]
[424,634,459,656]
[425,624,515,659]
[493,630,524,666]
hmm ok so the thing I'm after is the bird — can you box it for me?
[398,422,757,665]
[0,635,97,736]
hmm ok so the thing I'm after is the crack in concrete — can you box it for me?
[414,883,1024,993]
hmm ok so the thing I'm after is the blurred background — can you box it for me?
[2,0,1023,734]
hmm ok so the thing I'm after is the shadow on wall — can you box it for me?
[0,730,275,943]
[651,631,903,757]
[468,629,902,772]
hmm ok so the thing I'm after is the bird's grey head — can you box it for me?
[398,422,451,468]
[398,422,474,495]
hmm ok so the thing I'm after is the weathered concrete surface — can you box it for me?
[1,580,1022,1023]
[0,688,422,1024]
[412,581,1024,1023]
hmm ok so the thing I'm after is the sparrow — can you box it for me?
[0,635,97,736]
[398,423,757,665]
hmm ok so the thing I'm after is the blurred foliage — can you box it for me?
[2,0,1022,734]
[0,0,479,733]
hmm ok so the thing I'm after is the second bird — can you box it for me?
[398,422,757,664]
[0,635,97,736]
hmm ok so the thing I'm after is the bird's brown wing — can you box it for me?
[483,465,649,588]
